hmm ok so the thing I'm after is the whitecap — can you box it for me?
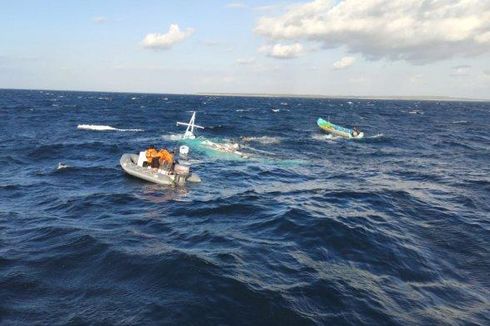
[241,136,281,144]
[161,134,185,141]
[77,124,143,132]
[311,134,338,141]
[235,108,255,112]
[409,110,424,115]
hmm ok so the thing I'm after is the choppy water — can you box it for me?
[1,89,489,325]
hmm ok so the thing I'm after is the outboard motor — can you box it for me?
[179,145,190,160]
[174,164,190,186]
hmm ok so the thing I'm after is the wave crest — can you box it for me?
[77,124,143,132]
[241,136,281,144]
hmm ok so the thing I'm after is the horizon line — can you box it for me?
[1,87,489,103]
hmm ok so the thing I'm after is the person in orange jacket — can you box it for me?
[158,148,174,169]
[145,146,160,168]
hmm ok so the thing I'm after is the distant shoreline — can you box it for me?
[198,92,490,102]
[1,88,489,102]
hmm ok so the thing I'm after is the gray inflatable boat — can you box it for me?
[120,154,201,186]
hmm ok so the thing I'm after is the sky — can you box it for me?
[0,0,489,98]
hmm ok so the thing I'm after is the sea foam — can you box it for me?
[241,136,281,144]
[77,124,143,132]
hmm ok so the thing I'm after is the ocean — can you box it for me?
[0,89,489,324]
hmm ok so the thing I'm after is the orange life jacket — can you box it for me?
[158,149,173,165]
[146,148,158,163]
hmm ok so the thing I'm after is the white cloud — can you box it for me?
[259,43,304,59]
[333,56,355,69]
[142,24,194,50]
[236,57,256,64]
[255,0,490,63]
[226,2,247,9]
[93,16,108,24]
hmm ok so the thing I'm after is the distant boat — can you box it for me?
[317,118,364,139]
[408,110,423,115]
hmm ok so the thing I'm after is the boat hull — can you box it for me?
[317,118,364,139]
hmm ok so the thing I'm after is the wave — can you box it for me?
[200,139,243,154]
[205,124,236,135]
[77,124,143,132]
[235,108,256,112]
[240,145,277,157]
[161,134,185,141]
[408,110,424,115]
[207,124,225,130]
[241,136,281,145]
[311,134,339,141]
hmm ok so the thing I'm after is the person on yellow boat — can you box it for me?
[351,127,362,137]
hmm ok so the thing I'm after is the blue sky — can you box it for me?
[1,0,489,98]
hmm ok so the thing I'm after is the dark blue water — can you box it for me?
[1,89,489,325]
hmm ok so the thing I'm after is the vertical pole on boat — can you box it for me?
[187,112,196,135]
[177,111,204,139]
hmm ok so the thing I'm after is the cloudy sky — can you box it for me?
[1,0,489,98]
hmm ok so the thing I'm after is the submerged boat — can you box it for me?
[317,118,364,139]
[199,139,247,158]
[177,112,247,158]
[120,153,201,186]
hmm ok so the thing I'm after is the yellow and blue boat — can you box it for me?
[317,118,364,139]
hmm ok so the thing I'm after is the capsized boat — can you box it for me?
[120,153,201,186]
[177,112,247,158]
[317,118,364,139]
